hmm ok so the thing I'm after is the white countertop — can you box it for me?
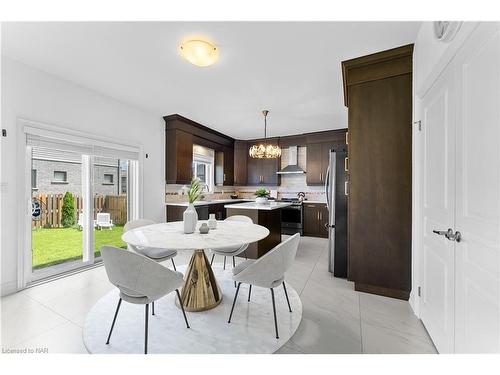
[302,200,327,204]
[165,199,252,207]
[225,201,293,210]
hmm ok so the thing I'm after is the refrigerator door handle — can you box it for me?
[325,163,331,211]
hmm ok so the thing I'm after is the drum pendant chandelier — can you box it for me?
[249,110,282,159]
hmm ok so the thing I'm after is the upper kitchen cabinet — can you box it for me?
[223,145,234,186]
[233,140,248,186]
[246,138,281,186]
[165,127,193,185]
[342,45,413,300]
[306,130,347,185]
[215,146,234,186]
[164,114,234,185]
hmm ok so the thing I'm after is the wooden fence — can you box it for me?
[32,193,127,229]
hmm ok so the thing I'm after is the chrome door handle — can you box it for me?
[433,228,454,240]
[449,231,462,243]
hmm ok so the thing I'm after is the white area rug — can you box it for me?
[83,264,302,354]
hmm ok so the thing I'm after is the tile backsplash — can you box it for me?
[166,146,326,203]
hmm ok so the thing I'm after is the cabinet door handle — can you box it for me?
[344,157,348,172]
[320,172,323,182]
[224,173,226,182]
[346,131,348,145]
[345,181,348,196]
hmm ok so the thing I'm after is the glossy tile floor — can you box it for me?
[1,236,437,354]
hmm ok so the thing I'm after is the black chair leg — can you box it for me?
[228,282,241,323]
[144,304,149,354]
[233,257,237,287]
[152,301,155,315]
[270,288,279,339]
[243,250,248,260]
[283,282,292,312]
[223,256,226,270]
[106,298,122,344]
[248,284,252,302]
[176,289,190,328]
[171,258,177,271]
[210,253,215,266]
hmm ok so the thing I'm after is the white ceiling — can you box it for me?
[1,22,420,139]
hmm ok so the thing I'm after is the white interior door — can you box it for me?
[420,63,456,353]
[454,23,500,353]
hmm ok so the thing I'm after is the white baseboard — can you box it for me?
[0,280,18,297]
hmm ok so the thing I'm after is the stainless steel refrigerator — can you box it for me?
[325,149,348,278]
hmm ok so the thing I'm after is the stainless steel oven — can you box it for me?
[279,200,303,235]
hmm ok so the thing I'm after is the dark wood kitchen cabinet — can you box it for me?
[165,128,193,185]
[223,146,234,186]
[306,130,347,186]
[342,44,413,300]
[246,138,280,186]
[247,157,280,185]
[233,140,248,185]
[165,114,235,185]
[166,205,209,222]
[303,203,327,238]
[215,147,234,186]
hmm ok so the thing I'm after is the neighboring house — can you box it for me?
[31,148,127,196]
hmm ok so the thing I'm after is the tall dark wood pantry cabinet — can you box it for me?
[342,45,413,300]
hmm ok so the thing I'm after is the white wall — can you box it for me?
[0,57,165,296]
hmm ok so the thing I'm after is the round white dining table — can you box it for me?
[122,220,270,311]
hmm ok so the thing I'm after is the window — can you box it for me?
[103,173,114,185]
[192,162,207,184]
[53,170,67,183]
[192,145,214,192]
[31,169,37,190]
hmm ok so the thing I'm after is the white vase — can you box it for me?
[208,213,217,229]
[183,203,198,234]
[255,197,268,204]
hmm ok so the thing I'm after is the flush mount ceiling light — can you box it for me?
[249,110,282,159]
[179,39,219,67]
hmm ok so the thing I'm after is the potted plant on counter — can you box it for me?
[255,188,270,204]
[184,178,202,233]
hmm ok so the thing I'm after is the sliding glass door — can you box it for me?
[30,145,89,277]
[92,157,129,260]
[25,129,140,283]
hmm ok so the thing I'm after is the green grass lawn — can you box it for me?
[32,225,127,269]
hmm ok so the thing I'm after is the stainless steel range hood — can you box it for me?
[277,146,305,174]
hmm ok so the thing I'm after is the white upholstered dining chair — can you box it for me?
[227,233,300,339]
[124,219,179,316]
[209,215,252,286]
[124,219,178,271]
[101,246,189,354]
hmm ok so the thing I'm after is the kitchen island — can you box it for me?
[225,201,292,259]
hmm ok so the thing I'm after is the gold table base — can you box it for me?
[176,249,222,312]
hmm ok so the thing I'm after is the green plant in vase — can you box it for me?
[187,178,203,204]
[255,187,270,204]
[184,178,202,233]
